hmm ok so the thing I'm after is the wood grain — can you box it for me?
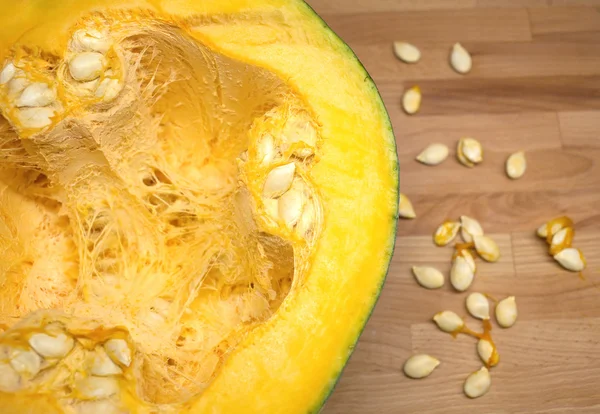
[529,6,600,34]
[305,1,600,412]
[379,76,600,115]
[319,8,531,45]
[352,32,600,82]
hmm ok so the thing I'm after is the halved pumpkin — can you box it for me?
[0,1,398,412]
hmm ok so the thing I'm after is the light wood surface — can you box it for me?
[305,1,600,412]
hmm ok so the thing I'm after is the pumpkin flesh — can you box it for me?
[0,1,398,412]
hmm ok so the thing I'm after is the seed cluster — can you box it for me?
[402,216,517,399]
[536,216,587,272]
[393,34,587,404]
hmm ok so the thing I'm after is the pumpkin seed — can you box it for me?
[104,339,131,367]
[536,216,573,239]
[464,367,491,398]
[416,143,449,166]
[433,310,464,333]
[553,247,586,272]
[282,117,317,158]
[0,362,20,392]
[257,134,276,165]
[278,187,305,228]
[0,62,16,84]
[77,376,119,399]
[296,199,315,237]
[450,43,472,74]
[9,348,42,377]
[71,29,111,53]
[403,354,440,379]
[393,42,421,63]
[8,76,28,97]
[460,215,483,243]
[450,255,475,291]
[458,137,483,165]
[412,266,445,289]
[16,107,55,129]
[29,333,74,358]
[263,163,295,198]
[398,193,416,219]
[458,249,477,273]
[15,83,55,108]
[495,296,517,328]
[477,338,499,367]
[466,292,490,320]
[91,347,123,376]
[73,400,121,414]
[402,85,421,115]
[506,151,526,179]
[473,235,500,262]
[549,227,574,256]
[69,52,106,82]
[433,220,461,246]
[95,76,121,101]
[263,198,279,220]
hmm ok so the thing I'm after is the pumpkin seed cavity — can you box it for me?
[0,13,325,409]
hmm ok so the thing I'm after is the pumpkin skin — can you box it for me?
[0,1,398,413]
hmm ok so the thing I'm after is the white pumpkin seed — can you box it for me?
[412,266,445,289]
[416,143,449,166]
[296,199,316,238]
[15,82,55,108]
[459,249,477,273]
[263,198,279,220]
[257,134,276,165]
[433,220,461,246]
[74,400,122,414]
[450,42,472,75]
[402,85,421,115]
[9,348,42,377]
[403,354,440,379]
[0,62,16,84]
[71,29,111,53]
[7,76,28,97]
[278,187,305,228]
[91,347,123,376]
[473,235,500,262]
[29,333,74,358]
[458,137,483,164]
[77,376,119,399]
[466,292,490,320]
[464,367,491,399]
[536,223,547,238]
[104,339,131,367]
[283,117,317,158]
[393,42,421,63]
[95,77,121,101]
[477,338,499,367]
[16,107,55,129]
[263,163,295,198]
[450,255,475,292]
[460,215,484,243]
[69,52,106,82]
[495,296,517,328]
[433,310,464,333]
[506,151,526,179]
[399,193,416,219]
[554,247,586,272]
[0,362,20,392]
[549,227,574,256]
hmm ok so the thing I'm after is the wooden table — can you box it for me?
[306,1,600,413]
